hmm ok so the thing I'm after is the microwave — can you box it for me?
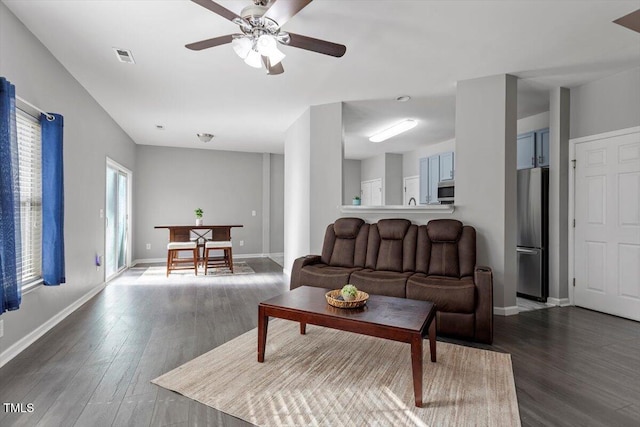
[437,180,455,204]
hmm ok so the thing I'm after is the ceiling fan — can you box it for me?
[186,0,346,75]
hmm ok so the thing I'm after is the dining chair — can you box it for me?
[166,241,199,276]
[203,240,234,274]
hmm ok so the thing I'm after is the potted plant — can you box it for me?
[352,196,361,206]
[341,284,359,302]
[194,208,204,226]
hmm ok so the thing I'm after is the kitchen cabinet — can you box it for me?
[419,151,454,204]
[536,128,549,167]
[517,128,549,170]
[439,151,455,181]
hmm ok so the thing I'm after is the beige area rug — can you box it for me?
[135,262,255,283]
[152,319,520,426]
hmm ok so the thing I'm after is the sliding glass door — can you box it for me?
[106,160,130,280]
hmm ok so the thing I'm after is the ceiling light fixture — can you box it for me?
[197,133,214,143]
[232,34,285,70]
[369,119,418,143]
[396,95,411,102]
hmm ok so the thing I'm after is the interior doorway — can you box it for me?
[571,127,640,321]
[361,178,383,206]
[105,158,132,281]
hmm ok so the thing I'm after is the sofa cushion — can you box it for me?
[365,219,416,272]
[298,264,361,289]
[334,218,364,238]
[415,221,476,278]
[406,274,475,313]
[427,219,463,242]
[321,218,369,268]
[349,269,411,298]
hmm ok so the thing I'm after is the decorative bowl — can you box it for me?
[325,289,369,309]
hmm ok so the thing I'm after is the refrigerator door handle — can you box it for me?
[517,248,539,254]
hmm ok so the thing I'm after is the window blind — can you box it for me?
[16,109,42,284]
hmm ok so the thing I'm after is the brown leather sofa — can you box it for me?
[290,218,493,343]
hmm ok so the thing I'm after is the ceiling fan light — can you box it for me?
[244,49,263,68]
[256,34,277,55]
[232,37,252,59]
[267,47,285,65]
[369,119,418,143]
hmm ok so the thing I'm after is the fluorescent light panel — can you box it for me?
[369,119,417,143]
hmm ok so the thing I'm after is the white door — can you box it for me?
[404,176,419,205]
[574,130,640,321]
[361,178,383,206]
[371,178,383,205]
[106,160,131,281]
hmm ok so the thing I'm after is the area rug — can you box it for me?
[152,319,520,426]
[136,262,255,283]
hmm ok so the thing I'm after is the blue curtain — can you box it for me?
[0,77,22,313]
[41,113,65,286]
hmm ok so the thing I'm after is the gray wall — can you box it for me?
[309,103,343,254]
[342,159,361,205]
[0,3,137,355]
[134,145,265,260]
[385,153,403,205]
[284,109,311,271]
[361,153,385,183]
[570,68,640,139]
[284,103,343,272]
[454,74,518,311]
[269,154,284,253]
[517,111,549,134]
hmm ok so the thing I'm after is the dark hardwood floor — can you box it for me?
[0,258,638,426]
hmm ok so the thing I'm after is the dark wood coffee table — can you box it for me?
[257,286,436,407]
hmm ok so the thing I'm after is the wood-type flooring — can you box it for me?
[0,258,638,426]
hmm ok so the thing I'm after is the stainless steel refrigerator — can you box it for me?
[517,167,549,301]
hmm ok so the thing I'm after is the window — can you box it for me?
[16,109,42,285]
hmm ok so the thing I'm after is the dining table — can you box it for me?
[154,224,243,243]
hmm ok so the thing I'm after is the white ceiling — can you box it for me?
[3,0,640,156]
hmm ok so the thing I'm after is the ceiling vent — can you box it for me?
[113,48,135,64]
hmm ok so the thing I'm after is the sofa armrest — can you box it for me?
[474,266,493,344]
[290,255,322,290]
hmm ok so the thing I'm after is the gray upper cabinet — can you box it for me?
[439,151,455,181]
[517,128,549,169]
[517,131,536,170]
[536,128,549,168]
[419,151,454,204]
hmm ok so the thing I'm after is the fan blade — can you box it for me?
[190,0,241,22]
[264,0,313,27]
[262,56,285,75]
[186,34,234,51]
[286,33,346,57]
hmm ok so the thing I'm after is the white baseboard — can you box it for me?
[0,282,107,369]
[132,253,268,266]
[235,253,269,259]
[547,297,571,307]
[494,305,519,316]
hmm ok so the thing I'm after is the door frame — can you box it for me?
[568,126,640,306]
[105,157,133,281]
